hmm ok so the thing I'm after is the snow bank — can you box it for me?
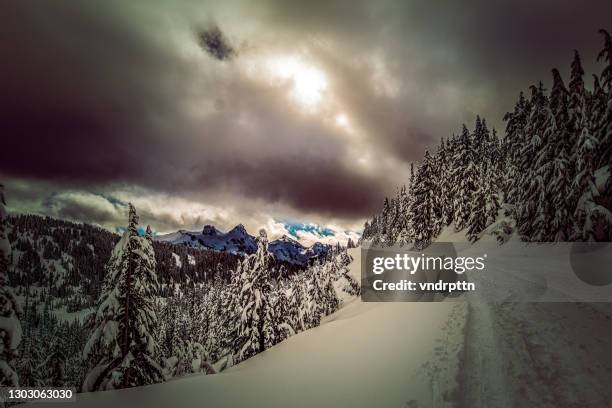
[42,301,460,408]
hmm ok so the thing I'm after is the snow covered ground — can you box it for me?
[33,248,465,408]
[457,241,612,407]
[28,240,612,408]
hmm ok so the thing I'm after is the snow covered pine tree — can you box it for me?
[0,184,22,389]
[236,229,273,362]
[82,204,163,391]
[286,276,308,334]
[304,260,340,327]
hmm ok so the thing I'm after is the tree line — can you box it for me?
[363,30,612,248]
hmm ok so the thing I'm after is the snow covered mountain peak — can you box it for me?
[201,225,221,236]
[228,224,250,238]
[156,224,332,266]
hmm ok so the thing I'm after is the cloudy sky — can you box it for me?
[1,0,611,245]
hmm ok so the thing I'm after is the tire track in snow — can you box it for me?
[457,300,513,408]
[458,298,612,407]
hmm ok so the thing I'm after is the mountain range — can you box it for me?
[155,224,331,266]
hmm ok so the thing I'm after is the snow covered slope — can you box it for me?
[32,240,612,408]
[156,224,331,266]
[40,248,465,408]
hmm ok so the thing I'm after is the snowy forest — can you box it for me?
[0,197,358,392]
[363,30,612,248]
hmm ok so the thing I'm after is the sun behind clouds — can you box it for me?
[266,56,328,111]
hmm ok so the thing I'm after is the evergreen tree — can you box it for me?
[262,282,295,350]
[411,151,437,248]
[380,197,391,244]
[502,92,531,207]
[236,230,272,362]
[467,163,500,242]
[483,162,501,229]
[274,288,294,342]
[219,267,241,366]
[386,195,401,246]
[517,83,549,240]
[322,261,340,315]
[432,139,447,236]
[302,259,338,325]
[489,128,505,202]
[395,163,417,246]
[535,69,573,240]
[467,168,489,243]
[304,264,324,328]
[346,238,356,249]
[573,103,603,240]
[42,335,66,387]
[341,268,360,296]
[16,331,42,387]
[164,338,211,378]
[568,50,586,141]
[287,277,307,334]
[440,138,455,226]
[452,126,477,231]
[596,29,612,167]
[0,184,22,387]
[598,29,612,91]
[82,204,163,391]
[361,220,371,242]
[262,292,278,349]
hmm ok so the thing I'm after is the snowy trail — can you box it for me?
[458,241,612,408]
[458,300,511,407]
[459,299,612,407]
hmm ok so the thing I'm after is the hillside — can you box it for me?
[6,214,241,309]
[29,248,466,408]
[42,236,612,408]
[7,214,332,310]
[5,212,352,393]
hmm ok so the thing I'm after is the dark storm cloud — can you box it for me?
[0,1,394,220]
[381,0,612,99]
[197,25,236,61]
[1,0,611,225]
[0,2,185,184]
[220,157,386,218]
[258,0,612,160]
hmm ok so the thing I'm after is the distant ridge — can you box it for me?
[156,224,331,266]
